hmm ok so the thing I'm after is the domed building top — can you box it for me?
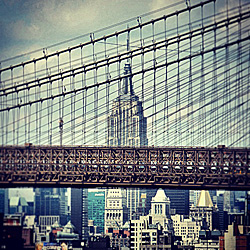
[151,189,170,203]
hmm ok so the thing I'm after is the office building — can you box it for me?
[130,189,173,250]
[39,215,60,234]
[213,194,227,231]
[9,196,28,214]
[0,189,8,214]
[34,188,68,225]
[71,188,88,240]
[165,189,189,215]
[105,188,128,233]
[88,189,105,233]
[190,190,219,230]
[172,214,204,245]
[106,63,148,222]
[224,190,235,212]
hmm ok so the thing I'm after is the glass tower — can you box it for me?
[88,190,105,233]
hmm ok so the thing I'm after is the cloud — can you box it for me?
[5,0,184,45]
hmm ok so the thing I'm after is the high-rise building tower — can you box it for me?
[71,188,88,240]
[107,63,148,147]
[0,189,8,214]
[34,188,68,225]
[104,188,128,233]
[106,63,148,223]
[224,190,235,212]
[190,190,219,230]
[165,189,189,215]
[88,189,105,233]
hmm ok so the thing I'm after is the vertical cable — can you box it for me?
[69,49,74,144]
[188,8,193,146]
[45,56,50,144]
[72,73,75,145]
[140,19,145,146]
[39,80,41,145]
[94,66,98,145]
[92,33,98,145]
[57,52,63,146]
[176,12,181,146]
[11,68,15,144]
[0,63,3,146]
[34,61,38,145]
[164,17,168,146]
[105,37,110,145]
[247,44,250,146]
[116,32,121,101]
[27,68,30,144]
[225,0,229,145]
[23,64,27,143]
[236,0,242,146]
[152,21,156,145]
[200,3,205,146]
[81,46,84,145]
[84,69,87,145]
[239,0,243,146]
[213,0,217,146]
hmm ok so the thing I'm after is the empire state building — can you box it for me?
[105,63,148,231]
[107,63,148,147]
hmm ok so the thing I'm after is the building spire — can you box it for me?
[120,63,134,96]
[197,190,214,207]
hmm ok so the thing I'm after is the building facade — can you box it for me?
[34,188,68,225]
[106,63,148,225]
[130,189,173,250]
[71,188,88,240]
[172,214,203,245]
[88,189,105,233]
[105,188,127,233]
[190,190,219,231]
[165,189,189,215]
[0,189,8,214]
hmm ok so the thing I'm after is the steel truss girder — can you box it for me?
[0,145,249,190]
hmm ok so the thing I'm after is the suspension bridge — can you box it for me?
[0,0,249,189]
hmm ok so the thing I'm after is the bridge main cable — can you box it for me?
[1,34,249,113]
[0,0,214,73]
[1,9,249,96]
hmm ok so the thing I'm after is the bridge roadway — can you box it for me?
[0,145,249,190]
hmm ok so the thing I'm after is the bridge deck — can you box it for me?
[0,145,249,190]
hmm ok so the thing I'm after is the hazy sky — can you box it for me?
[0,0,189,60]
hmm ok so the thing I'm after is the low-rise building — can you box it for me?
[171,214,203,245]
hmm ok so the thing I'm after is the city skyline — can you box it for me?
[0,0,249,249]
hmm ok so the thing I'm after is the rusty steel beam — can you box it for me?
[0,145,249,190]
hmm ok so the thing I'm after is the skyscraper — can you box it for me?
[106,63,148,223]
[224,190,235,212]
[34,188,68,225]
[190,190,219,230]
[88,189,105,233]
[0,189,8,214]
[165,189,189,215]
[71,188,88,240]
[107,63,148,147]
[104,188,128,233]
